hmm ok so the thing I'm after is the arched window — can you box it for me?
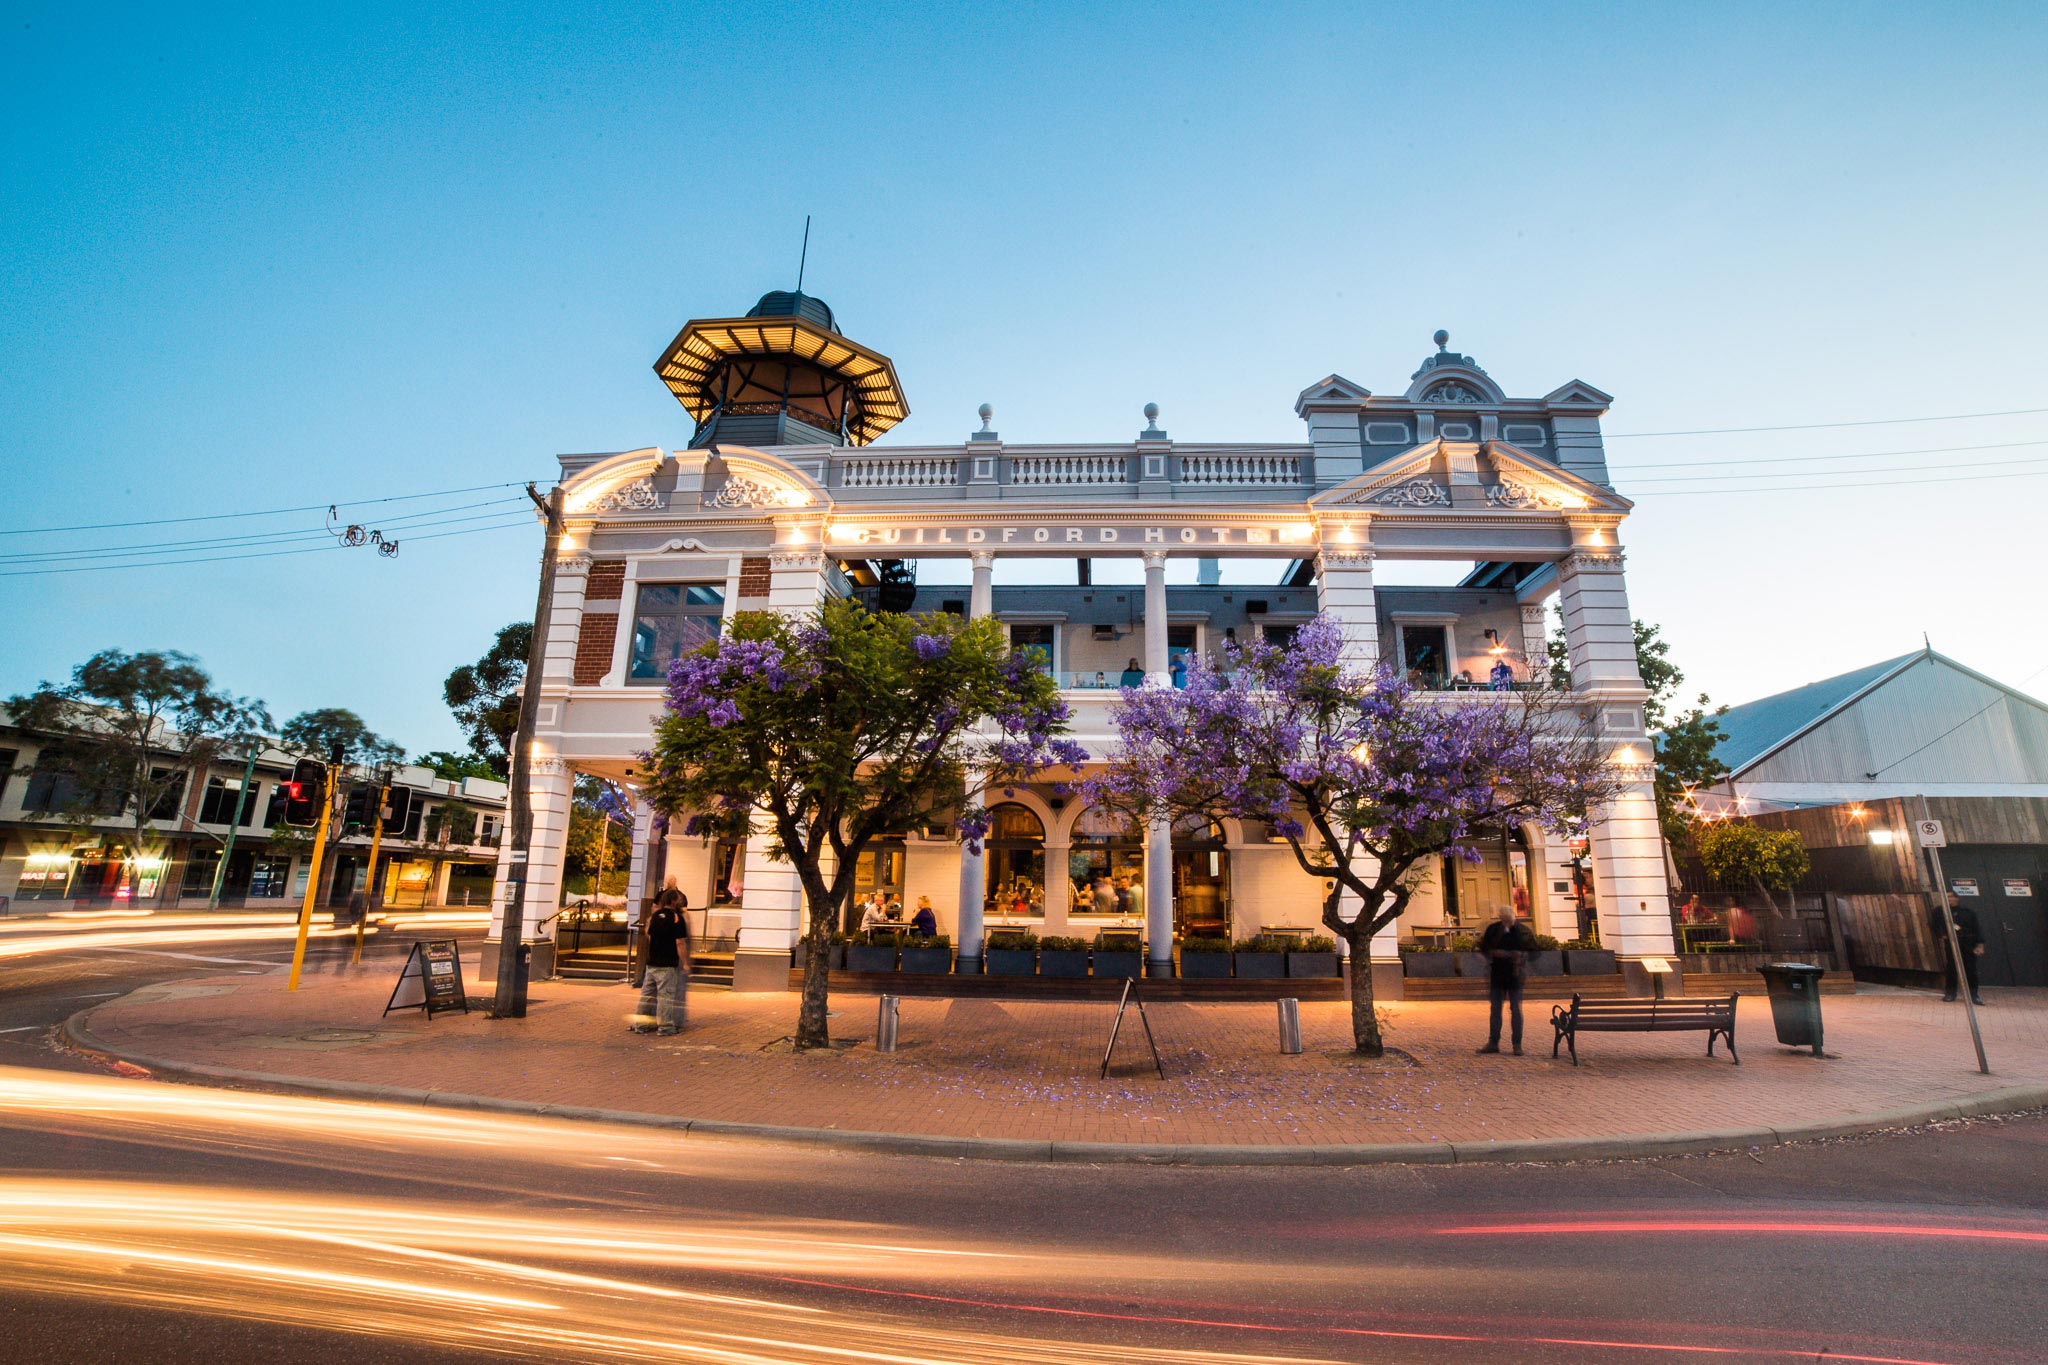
[983,803,1046,918]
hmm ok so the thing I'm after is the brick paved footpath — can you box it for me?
[73,953,2048,1149]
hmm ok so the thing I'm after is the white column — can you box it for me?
[1042,834,1071,936]
[1315,546,1378,670]
[622,798,656,925]
[767,543,830,615]
[1519,600,1550,679]
[1142,548,1169,683]
[491,752,572,944]
[1144,814,1173,974]
[540,555,591,686]
[733,812,802,990]
[969,548,994,618]
[956,776,986,970]
[432,860,455,906]
[1557,540,1675,971]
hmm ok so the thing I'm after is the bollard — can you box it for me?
[876,994,900,1053]
[1277,997,1302,1054]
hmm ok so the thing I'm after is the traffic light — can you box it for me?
[382,784,414,831]
[343,784,375,831]
[282,759,326,826]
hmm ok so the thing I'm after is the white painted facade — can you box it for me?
[495,323,1674,988]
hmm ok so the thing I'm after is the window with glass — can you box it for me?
[983,804,1046,917]
[628,583,726,683]
[1069,804,1146,919]
[710,840,744,905]
[1400,624,1449,687]
[1261,623,1300,650]
[1171,814,1230,937]
[248,857,291,898]
[16,851,73,899]
[1007,623,1055,676]
[198,776,260,827]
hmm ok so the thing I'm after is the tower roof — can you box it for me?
[652,290,909,446]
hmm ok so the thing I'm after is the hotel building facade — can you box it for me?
[495,293,1673,992]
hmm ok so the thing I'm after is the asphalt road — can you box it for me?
[0,922,2042,1364]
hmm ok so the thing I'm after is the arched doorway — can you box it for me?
[1172,814,1230,938]
[1068,805,1145,920]
[983,803,1046,917]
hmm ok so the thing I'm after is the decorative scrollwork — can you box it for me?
[1486,478,1569,510]
[1422,382,1483,405]
[591,478,660,512]
[1370,477,1452,508]
[708,475,796,510]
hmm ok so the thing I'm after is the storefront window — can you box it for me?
[16,851,73,900]
[1171,814,1229,936]
[983,803,1046,917]
[1069,805,1145,919]
[629,583,725,683]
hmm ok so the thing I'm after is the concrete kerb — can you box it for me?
[61,1004,2048,1169]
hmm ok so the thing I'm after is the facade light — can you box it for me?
[1869,829,1895,846]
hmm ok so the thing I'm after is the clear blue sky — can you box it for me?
[5,2,2045,755]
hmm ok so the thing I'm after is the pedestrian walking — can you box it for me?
[1475,903,1536,1055]
[630,888,690,1036]
[1927,895,1987,1005]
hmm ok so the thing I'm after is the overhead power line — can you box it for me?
[1625,453,2048,486]
[0,497,527,564]
[1613,436,2048,472]
[0,479,549,537]
[1607,405,2048,438]
[1632,465,2048,498]
[0,515,536,579]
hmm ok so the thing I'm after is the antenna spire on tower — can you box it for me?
[796,215,811,293]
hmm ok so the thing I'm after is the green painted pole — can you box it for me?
[206,747,260,911]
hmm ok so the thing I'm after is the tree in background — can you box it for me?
[1695,821,1810,915]
[7,650,270,887]
[1097,616,1616,1056]
[416,750,501,783]
[1550,614,1728,844]
[442,623,531,777]
[645,599,1083,1049]
[564,775,631,896]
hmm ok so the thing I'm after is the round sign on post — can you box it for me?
[1916,819,1947,848]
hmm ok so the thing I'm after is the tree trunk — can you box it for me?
[792,891,835,1050]
[1343,923,1385,1056]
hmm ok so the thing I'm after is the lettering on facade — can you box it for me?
[832,523,1318,549]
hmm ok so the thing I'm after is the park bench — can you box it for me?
[1550,993,1739,1066]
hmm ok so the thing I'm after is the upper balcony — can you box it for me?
[791,444,1318,505]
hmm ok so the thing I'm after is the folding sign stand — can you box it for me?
[384,940,470,1019]
[1100,975,1166,1079]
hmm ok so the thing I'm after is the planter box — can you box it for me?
[1565,949,1617,975]
[1287,951,1340,978]
[1180,950,1232,979]
[986,948,1037,977]
[1038,949,1089,978]
[900,947,953,975]
[1234,951,1286,980]
[829,944,846,970]
[1092,951,1142,979]
[1456,952,1491,977]
[1403,951,1456,978]
[1525,950,1564,977]
[846,944,898,973]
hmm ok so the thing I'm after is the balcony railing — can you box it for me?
[810,446,1314,498]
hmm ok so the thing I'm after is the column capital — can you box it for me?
[769,549,827,572]
[1560,549,1626,576]
[1140,548,1170,571]
[969,548,998,570]
[1318,549,1376,572]
[556,553,593,573]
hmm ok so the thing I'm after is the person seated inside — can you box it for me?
[1120,657,1145,687]
[911,896,938,937]
[858,895,887,934]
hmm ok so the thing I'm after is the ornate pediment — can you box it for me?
[1292,373,1374,414]
[589,477,661,513]
[1369,476,1452,507]
[1310,438,1631,514]
[1485,440,1632,513]
[1540,379,1614,409]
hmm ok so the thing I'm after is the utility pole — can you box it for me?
[352,780,389,965]
[1917,794,1989,1074]
[206,744,261,910]
[287,744,343,992]
[492,483,563,1019]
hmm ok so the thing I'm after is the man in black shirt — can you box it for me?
[1476,903,1537,1055]
[631,888,691,1036]
[1926,895,1986,1006]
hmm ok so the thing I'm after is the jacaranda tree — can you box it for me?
[1092,615,1617,1055]
[645,598,1084,1050]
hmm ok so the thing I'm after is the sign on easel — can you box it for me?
[1100,976,1165,1079]
[384,940,469,1018]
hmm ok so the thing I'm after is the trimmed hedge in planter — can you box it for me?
[846,942,898,972]
[1037,936,1089,978]
[1180,936,1232,979]
[1455,952,1490,977]
[901,936,953,975]
[1564,947,1617,975]
[1233,935,1287,980]
[1092,952,1142,979]
[986,932,1039,977]
[1524,950,1563,976]
[1403,951,1456,978]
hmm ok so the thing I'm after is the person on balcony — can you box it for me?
[1490,657,1515,690]
[1120,658,1144,687]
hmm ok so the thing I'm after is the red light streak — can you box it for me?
[1439,1218,2048,1245]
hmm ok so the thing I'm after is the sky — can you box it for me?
[4,2,2045,756]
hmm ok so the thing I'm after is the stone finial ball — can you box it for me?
[978,402,993,421]
[1433,329,1450,349]
[1143,402,1160,421]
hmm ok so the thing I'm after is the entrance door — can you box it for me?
[1955,849,2048,987]
[1173,848,1229,937]
[1454,844,1511,925]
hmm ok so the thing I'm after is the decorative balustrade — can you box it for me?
[1009,454,1130,486]
[839,457,960,488]
[1177,452,1303,485]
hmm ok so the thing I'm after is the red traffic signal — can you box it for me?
[282,759,327,826]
